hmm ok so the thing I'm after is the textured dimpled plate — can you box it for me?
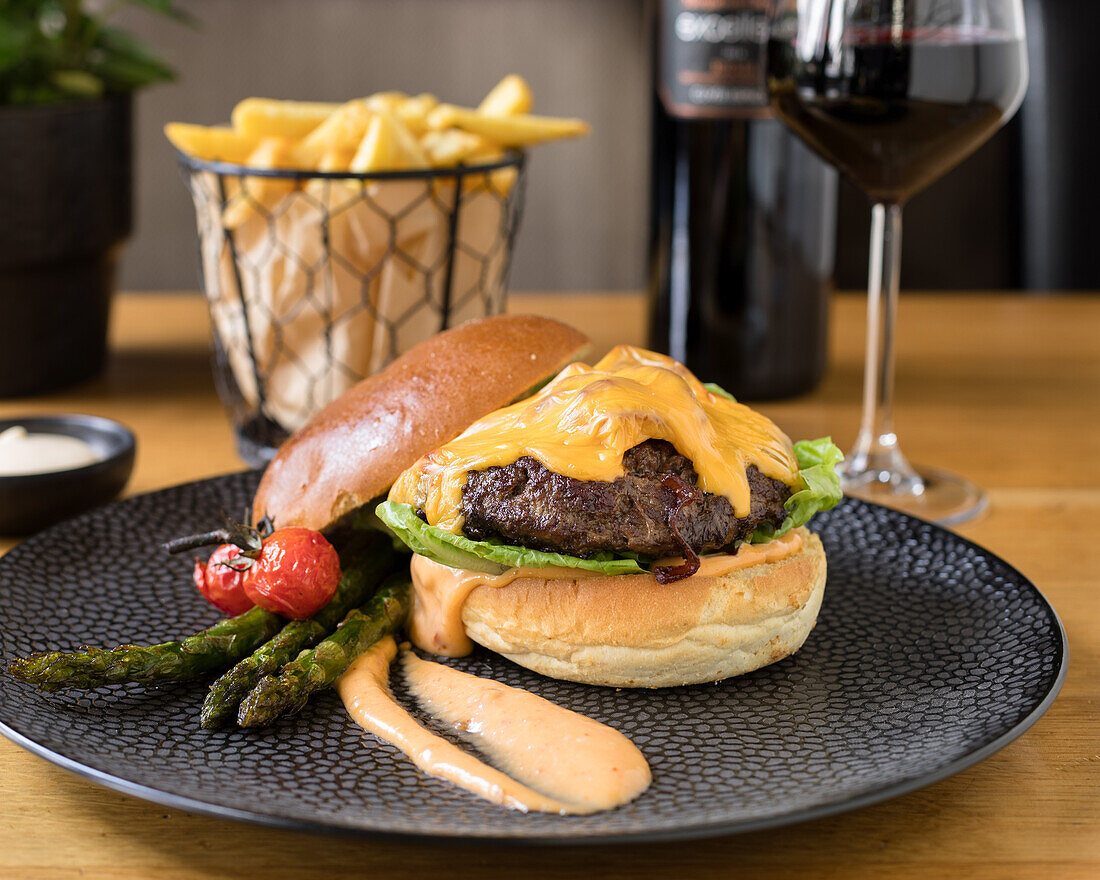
[0,472,1066,843]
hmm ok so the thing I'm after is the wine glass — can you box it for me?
[765,0,1028,523]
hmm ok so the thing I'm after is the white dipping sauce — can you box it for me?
[0,426,100,476]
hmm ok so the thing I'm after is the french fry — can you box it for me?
[316,146,355,172]
[295,100,374,167]
[312,147,361,213]
[489,164,518,196]
[464,146,517,196]
[231,98,339,139]
[420,128,493,167]
[363,91,409,114]
[222,137,299,230]
[477,74,533,116]
[396,93,439,135]
[427,105,590,146]
[173,76,588,173]
[350,111,430,172]
[165,123,262,164]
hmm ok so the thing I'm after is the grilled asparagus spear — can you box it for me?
[236,574,411,728]
[7,606,283,692]
[199,533,396,728]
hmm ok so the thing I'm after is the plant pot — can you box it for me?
[0,96,132,397]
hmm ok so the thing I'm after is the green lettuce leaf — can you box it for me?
[702,382,736,401]
[375,500,647,576]
[751,436,844,542]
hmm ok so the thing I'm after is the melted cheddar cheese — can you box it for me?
[388,345,799,533]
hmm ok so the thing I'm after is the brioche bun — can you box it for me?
[457,530,826,688]
[253,314,589,531]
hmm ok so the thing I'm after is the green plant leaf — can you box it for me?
[50,69,102,97]
[122,0,200,27]
[0,1,186,104]
[91,26,174,88]
[0,21,37,75]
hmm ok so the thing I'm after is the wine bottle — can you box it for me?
[648,0,838,399]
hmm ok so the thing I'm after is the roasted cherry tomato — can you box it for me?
[193,543,254,616]
[243,527,341,619]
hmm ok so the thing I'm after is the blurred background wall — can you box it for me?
[118,0,650,293]
[117,0,1092,293]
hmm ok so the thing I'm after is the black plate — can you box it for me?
[0,472,1066,843]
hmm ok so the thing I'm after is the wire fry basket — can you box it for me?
[177,150,528,466]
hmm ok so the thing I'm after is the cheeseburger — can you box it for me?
[377,342,842,688]
[254,314,841,689]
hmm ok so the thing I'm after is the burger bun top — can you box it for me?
[253,314,590,531]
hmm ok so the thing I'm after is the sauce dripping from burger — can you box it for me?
[388,346,800,533]
[406,556,575,656]
[337,637,651,815]
[407,529,805,658]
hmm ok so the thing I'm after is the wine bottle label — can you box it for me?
[657,0,772,119]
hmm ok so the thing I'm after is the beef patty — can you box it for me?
[459,440,791,568]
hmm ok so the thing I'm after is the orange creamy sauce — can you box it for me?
[408,528,805,658]
[337,637,651,815]
[388,345,799,532]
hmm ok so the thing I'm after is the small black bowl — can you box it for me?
[0,414,136,536]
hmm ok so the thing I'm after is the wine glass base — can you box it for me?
[840,465,988,526]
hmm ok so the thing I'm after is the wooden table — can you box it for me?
[0,291,1096,879]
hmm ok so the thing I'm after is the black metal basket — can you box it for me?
[177,150,528,465]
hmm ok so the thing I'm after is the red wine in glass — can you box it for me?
[767,30,1026,203]
[765,0,1028,524]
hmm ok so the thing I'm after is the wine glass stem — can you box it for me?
[842,202,922,494]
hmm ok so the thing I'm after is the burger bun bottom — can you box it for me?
[460,529,826,688]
